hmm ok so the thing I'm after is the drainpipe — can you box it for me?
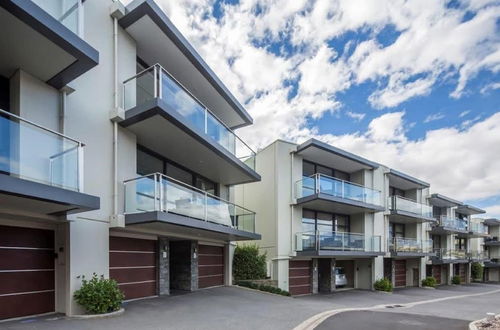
[109,1,126,226]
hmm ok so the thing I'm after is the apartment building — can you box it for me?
[0,0,260,320]
[484,218,500,282]
[427,195,486,284]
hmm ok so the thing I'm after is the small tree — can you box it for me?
[74,273,124,314]
[374,278,393,292]
[471,262,484,281]
[421,276,437,288]
[452,275,461,285]
[233,244,266,281]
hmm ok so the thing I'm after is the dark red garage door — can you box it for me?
[198,245,224,288]
[432,265,441,284]
[0,225,54,320]
[394,260,406,287]
[109,236,157,300]
[289,260,311,295]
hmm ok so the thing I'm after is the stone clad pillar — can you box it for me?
[312,259,318,294]
[158,237,169,295]
[191,241,199,291]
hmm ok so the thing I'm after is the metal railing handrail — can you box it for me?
[298,173,382,197]
[0,109,84,146]
[122,64,256,158]
[124,172,256,215]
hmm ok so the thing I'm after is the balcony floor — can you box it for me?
[296,250,384,258]
[295,193,385,215]
[388,210,437,224]
[125,211,260,241]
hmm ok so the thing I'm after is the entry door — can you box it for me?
[0,225,55,320]
[109,236,157,300]
[432,265,441,284]
[289,260,311,295]
[412,268,419,286]
[394,260,406,287]
[198,245,224,288]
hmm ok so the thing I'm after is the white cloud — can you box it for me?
[484,204,500,218]
[346,111,366,121]
[459,110,471,117]
[481,82,500,94]
[424,112,445,123]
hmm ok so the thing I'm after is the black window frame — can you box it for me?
[136,144,219,196]
[302,160,350,181]
[301,208,351,233]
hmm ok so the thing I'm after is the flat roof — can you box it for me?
[428,193,463,207]
[388,168,430,189]
[456,204,486,215]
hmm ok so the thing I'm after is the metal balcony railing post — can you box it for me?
[153,173,158,211]
[316,230,320,251]
[315,174,320,194]
[153,65,158,98]
[158,66,163,99]
[204,192,208,221]
[159,175,164,212]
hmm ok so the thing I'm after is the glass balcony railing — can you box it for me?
[122,64,256,170]
[295,173,382,206]
[437,216,468,231]
[433,248,468,260]
[124,173,256,233]
[31,0,81,35]
[469,222,488,234]
[469,251,489,261]
[0,109,82,191]
[389,195,433,218]
[295,231,382,253]
[388,237,433,253]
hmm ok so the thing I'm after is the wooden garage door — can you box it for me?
[459,264,466,283]
[432,265,441,284]
[109,236,157,300]
[198,245,224,288]
[394,260,406,287]
[289,260,311,295]
[0,225,54,320]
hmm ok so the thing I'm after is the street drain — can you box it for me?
[385,304,404,308]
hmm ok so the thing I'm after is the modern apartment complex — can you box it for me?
[0,0,260,320]
[484,218,500,282]
[236,139,490,295]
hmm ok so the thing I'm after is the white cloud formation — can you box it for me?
[424,112,445,123]
[484,204,500,218]
[346,111,366,121]
[459,110,471,117]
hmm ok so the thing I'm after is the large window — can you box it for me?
[137,146,218,196]
[455,237,467,250]
[301,209,350,233]
[302,160,350,181]
[389,223,405,238]
[389,186,406,197]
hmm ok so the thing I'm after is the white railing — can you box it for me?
[0,109,83,191]
[124,173,256,233]
[389,195,433,218]
[295,173,383,206]
[122,64,256,170]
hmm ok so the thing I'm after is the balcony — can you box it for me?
[485,237,500,246]
[388,195,435,223]
[468,222,489,238]
[0,110,99,215]
[484,259,500,268]
[388,237,434,257]
[123,173,259,241]
[430,249,469,264]
[469,251,490,262]
[294,174,384,214]
[120,64,259,186]
[430,216,469,235]
[0,0,98,89]
[295,231,383,257]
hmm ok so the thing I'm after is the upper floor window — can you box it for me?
[301,209,350,233]
[302,160,350,181]
[389,223,405,238]
[389,186,406,197]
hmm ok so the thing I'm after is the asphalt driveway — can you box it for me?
[1,283,499,330]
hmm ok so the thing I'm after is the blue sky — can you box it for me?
[157,0,500,216]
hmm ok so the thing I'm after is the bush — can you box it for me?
[471,262,484,280]
[452,275,461,285]
[421,276,437,288]
[74,273,124,314]
[374,278,393,292]
[237,281,291,296]
[233,244,266,281]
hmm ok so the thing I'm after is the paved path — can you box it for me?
[0,283,499,330]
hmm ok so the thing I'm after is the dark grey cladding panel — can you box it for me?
[1,0,99,89]
[0,173,100,213]
[119,0,252,129]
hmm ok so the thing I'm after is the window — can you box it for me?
[137,146,218,195]
[301,209,350,233]
[302,161,315,177]
[455,237,467,250]
[389,186,406,197]
[390,223,405,238]
[432,235,441,249]
[302,160,350,181]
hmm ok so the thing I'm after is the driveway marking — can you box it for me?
[293,288,500,330]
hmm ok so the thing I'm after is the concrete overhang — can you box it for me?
[119,0,251,129]
[430,257,469,265]
[120,98,260,186]
[456,204,486,215]
[296,250,384,258]
[0,0,98,89]
[391,251,436,258]
[296,193,385,215]
[484,261,500,268]
[295,139,379,173]
[485,218,500,226]
[430,226,469,236]
[427,193,463,208]
[125,211,260,241]
[388,210,437,224]
[0,173,100,215]
[484,240,500,246]
[387,169,429,190]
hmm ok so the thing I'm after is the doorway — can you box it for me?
[169,240,192,292]
[413,268,419,286]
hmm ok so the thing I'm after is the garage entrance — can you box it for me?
[394,260,406,287]
[109,236,157,300]
[336,260,355,289]
[0,225,55,320]
[198,245,224,289]
[289,260,311,295]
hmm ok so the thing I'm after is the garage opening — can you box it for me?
[0,225,55,320]
[109,236,157,300]
[394,260,406,287]
[289,260,311,295]
[198,244,224,289]
[169,240,193,292]
[336,260,354,289]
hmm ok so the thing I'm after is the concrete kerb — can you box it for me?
[70,308,125,319]
[293,288,500,330]
[469,313,499,330]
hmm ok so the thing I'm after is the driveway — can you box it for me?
[1,283,499,330]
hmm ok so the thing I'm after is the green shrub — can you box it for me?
[233,244,266,281]
[471,262,484,280]
[421,276,437,288]
[374,278,393,292]
[237,281,291,296]
[452,275,461,285]
[74,273,124,314]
